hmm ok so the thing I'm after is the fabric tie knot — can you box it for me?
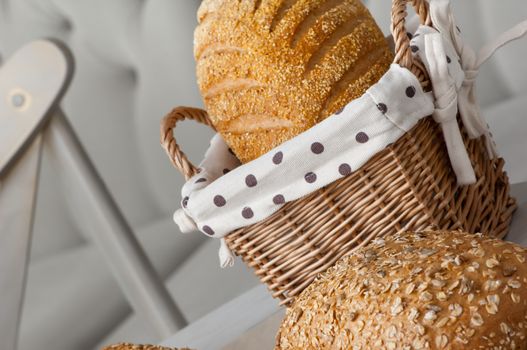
[418,0,527,184]
[433,84,458,124]
[462,69,478,86]
[421,31,476,185]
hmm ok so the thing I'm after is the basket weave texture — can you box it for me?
[161,0,516,305]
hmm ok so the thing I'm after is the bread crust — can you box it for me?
[195,0,393,162]
[276,231,527,349]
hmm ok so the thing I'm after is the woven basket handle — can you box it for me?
[160,106,215,180]
[391,0,432,87]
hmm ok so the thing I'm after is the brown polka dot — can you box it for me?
[182,196,189,208]
[407,32,413,39]
[272,151,283,164]
[447,55,451,64]
[195,178,207,183]
[245,174,257,187]
[202,225,214,236]
[213,195,226,207]
[223,168,230,175]
[411,45,419,53]
[377,103,387,114]
[311,142,324,154]
[406,86,416,98]
[242,207,254,219]
[356,132,369,143]
[273,194,285,205]
[339,163,352,176]
[305,172,317,183]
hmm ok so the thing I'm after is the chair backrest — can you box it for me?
[0,1,208,255]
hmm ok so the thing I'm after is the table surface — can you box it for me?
[162,181,527,350]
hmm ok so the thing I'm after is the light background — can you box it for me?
[0,1,526,349]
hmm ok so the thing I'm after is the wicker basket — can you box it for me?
[161,0,516,305]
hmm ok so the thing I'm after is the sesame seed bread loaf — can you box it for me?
[195,0,393,163]
[275,231,527,349]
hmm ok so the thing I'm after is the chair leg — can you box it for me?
[0,135,43,350]
[44,109,187,338]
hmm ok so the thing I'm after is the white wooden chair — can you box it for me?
[0,40,186,350]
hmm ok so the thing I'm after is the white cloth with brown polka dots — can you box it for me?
[176,64,434,242]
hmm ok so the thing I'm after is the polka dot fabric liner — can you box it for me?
[176,64,435,239]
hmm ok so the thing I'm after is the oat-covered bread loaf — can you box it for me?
[276,231,527,349]
[195,0,393,162]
